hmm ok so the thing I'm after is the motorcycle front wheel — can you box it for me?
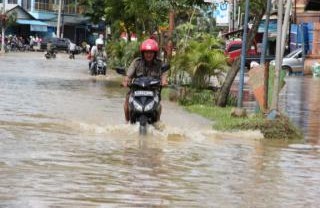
[139,124,147,135]
[139,116,147,135]
[90,66,96,76]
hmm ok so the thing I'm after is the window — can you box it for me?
[8,0,18,3]
[228,44,242,52]
[296,52,302,59]
[34,0,55,12]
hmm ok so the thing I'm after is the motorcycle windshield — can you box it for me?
[131,77,160,88]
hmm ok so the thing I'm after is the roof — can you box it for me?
[0,3,19,12]
[0,4,34,19]
[305,0,320,11]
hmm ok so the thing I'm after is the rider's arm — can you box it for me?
[90,46,96,61]
[122,59,138,87]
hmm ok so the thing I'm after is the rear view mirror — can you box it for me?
[115,67,126,75]
[161,63,170,73]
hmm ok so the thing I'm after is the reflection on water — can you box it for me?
[280,77,320,143]
[0,53,319,207]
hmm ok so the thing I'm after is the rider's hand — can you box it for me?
[122,76,130,87]
[161,75,168,87]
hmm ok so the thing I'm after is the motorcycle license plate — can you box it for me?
[134,91,153,96]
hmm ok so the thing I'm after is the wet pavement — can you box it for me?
[0,52,319,207]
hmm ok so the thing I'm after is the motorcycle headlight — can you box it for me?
[144,100,155,112]
[133,100,143,112]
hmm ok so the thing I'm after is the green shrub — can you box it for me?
[178,88,214,106]
[172,87,237,107]
[107,40,141,68]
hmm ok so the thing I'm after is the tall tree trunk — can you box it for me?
[125,25,131,42]
[217,58,241,107]
[216,7,266,107]
[1,27,5,53]
[166,9,175,60]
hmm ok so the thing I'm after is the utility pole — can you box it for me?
[61,4,65,38]
[237,0,250,108]
[270,0,284,111]
[260,0,272,111]
[57,0,62,38]
[233,0,236,31]
[260,0,272,65]
[1,0,6,53]
[281,0,292,59]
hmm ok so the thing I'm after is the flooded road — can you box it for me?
[0,52,319,207]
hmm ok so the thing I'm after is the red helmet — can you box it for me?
[140,39,159,52]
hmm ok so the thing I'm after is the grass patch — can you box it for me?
[185,105,264,131]
[161,88,170,100]
[186,104,303,139]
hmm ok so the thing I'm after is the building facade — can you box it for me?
[1,0,90,44]
[293,0,320,74]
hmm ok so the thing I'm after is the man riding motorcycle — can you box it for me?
[89,38,107,71]
[122,38,168,123]
[45,39,56,58]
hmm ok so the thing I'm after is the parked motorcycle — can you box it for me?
[116,64,170,134]
[90,56,107,75]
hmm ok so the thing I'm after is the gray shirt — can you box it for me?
[126,57,162,78]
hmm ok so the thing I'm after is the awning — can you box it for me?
[49,15,90,25]
[16,19,48,32]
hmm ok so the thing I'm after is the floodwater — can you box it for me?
[0,52,319,208]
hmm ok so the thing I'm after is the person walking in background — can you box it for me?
[69,42,76,59]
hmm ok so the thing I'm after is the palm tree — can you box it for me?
[171,34,227,89]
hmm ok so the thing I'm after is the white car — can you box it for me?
[270,48,303,74]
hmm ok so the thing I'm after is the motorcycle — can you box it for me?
[44,50,56,59]
[90,56,107,75]
[116,64,170,135]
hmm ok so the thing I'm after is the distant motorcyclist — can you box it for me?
[122,38,168,123]
[46,40,56,58]
[89,38,107,71]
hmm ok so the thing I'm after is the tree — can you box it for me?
[1,11,17,53]
[80,0,208,40]
[216,0,267,107]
